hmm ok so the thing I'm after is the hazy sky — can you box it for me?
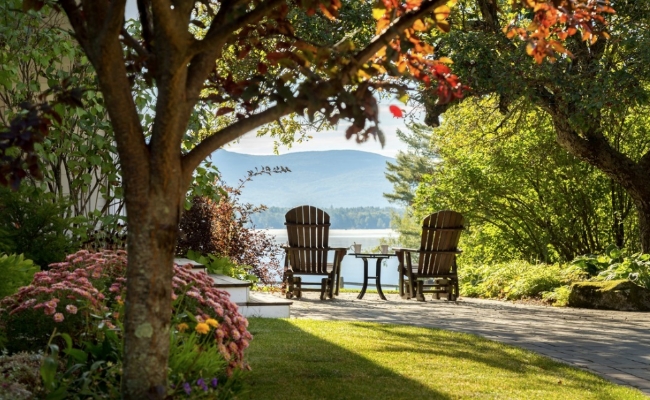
[223,103,420,157]
[124,1,419,157]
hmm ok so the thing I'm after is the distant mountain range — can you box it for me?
[210,150,396,208]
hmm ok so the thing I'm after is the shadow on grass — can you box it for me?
[242,318,452,400]
[242,319,644,400]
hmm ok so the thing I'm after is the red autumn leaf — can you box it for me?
[257,62,268,75]
[389,105,404,118]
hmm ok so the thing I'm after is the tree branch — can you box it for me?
[190,0,285,57]
[58,0,90,53]
[151,0,186,49]
[104,0,126,39]
[181,100,298,181]
[185,0,285,98]
[121,27,149,58]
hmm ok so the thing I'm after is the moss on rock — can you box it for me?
[567,280,650,311]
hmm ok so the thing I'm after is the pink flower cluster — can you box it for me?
[0,250,253,375]
[0,250,127,323]
[172,264,252,374]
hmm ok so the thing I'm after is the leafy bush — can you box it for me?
[0,253,38,299]
[177,191,283,285]
[459,260,585,301]
[594,255,650,289]
[186,250,258,284]
[570,244,625,277]
[40,330,122,399]
[541,285,572,307]
[0,186,82,268]
[569,245,650,289]
[0,351,46,399]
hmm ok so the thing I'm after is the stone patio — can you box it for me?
[283,292,650,396]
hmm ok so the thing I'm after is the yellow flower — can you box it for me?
[195,322,210,335]
[177,323,189,333]
[206,318,219,328]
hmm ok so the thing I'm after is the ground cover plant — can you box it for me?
[243,319,644,400]
[0,250,252,398]
[457,245,650,306]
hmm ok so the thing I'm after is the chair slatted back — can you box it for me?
[418,210,464,276]
[285,205,330,274]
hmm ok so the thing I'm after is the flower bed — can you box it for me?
[0,249,252,398]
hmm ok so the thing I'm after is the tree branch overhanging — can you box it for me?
[58,0,90,53]
[181,99,299,179]
[190,0,286,57]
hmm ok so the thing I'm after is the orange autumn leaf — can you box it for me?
[412,19,427,31]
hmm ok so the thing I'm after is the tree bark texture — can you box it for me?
[121,189,180,398]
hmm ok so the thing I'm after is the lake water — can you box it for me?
[262,229,402,288]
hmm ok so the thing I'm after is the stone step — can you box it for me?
[174,258,291,318]
[174,258,207,273]
[209,274,251,304]
[238,292,292,318]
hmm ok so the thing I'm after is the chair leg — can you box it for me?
[285,271,294,299]
[320,277,328,300]
[408,278,415,300]
[295,277,302,299]
[416,281,425,302]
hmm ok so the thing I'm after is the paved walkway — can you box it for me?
[283,292,650,395]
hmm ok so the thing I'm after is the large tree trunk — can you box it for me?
[121,188,180,398]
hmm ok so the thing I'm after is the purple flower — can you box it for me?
[197,378,208,392]
[183,382,191,395]
[211,378,218,388]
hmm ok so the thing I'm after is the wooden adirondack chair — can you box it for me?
[394,211,464,301]
[283,205,347,300]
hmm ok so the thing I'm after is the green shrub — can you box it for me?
[186,250,259,284]
[459,260,579,300]
[0,186,82,268]
[541,285,572,307]
[40,330,122,399]
[594,253,650,289]
[570,245,650,289]
[0,253,38,299]
[570,244,624,277]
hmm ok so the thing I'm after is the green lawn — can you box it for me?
[242,319,645,400]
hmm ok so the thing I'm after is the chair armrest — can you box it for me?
[328,247,348,253]
[328,247,347,263]
[392,247,419,253]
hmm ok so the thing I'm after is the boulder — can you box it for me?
[567,280,650,311]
